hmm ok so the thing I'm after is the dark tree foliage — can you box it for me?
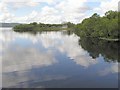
[75,10,119,40]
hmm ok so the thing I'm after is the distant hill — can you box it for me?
[0,23,21,27]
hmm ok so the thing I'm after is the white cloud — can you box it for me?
[0,2,8,13]
[73,56,97,68]
[0,0,119,23]
[41,6,59,15]
[93,0,119,16]
[28,31,98,67]
[0,29,58,73]
[98,63,119,76]
[0,0,88,23]
[0,2,15,22]
[2,47,57,73]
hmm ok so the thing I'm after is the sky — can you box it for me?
[0,0,119,24]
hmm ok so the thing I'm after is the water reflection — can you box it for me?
[1,28,119,88]
[98,63,118,76]
[79,37,119,62]
[3,47,57,72]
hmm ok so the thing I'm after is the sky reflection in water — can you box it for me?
[1,28,119,88]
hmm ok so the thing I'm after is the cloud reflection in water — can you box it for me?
[1,28,118,88]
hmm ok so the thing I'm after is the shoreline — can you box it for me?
[99,37,119,41]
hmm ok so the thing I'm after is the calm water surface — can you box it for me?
[1,28,119,88]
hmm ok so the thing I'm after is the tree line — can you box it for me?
[13,22,74,32]
[75,10,119,40]
[13,10,119,41]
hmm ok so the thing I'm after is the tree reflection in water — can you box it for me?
[78,37,119,62]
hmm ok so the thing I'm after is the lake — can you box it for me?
[1,28,119,88]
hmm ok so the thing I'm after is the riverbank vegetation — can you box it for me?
[13,10,119,41]
[75,10,119,41]
[13,22,74,32]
